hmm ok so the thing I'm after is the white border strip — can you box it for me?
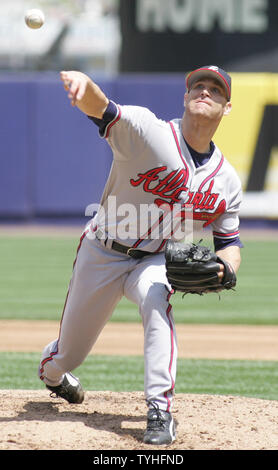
[241,191,278,218]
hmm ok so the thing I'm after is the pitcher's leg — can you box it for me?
[142,285,177,411]
[124,255,177,412]
[39,282,122,386]
[39,236,127,387]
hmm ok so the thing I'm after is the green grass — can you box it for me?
[0,237,75,320]
[1,352,278,401]
[0,234,277,400]
[0,236,277,324]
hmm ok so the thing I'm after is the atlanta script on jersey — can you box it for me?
[91,103,242,253]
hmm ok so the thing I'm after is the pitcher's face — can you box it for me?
[184,78,232,122]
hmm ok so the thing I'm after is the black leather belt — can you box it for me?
[111,240,157,259]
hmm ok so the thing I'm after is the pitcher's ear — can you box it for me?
[224,101,232,116]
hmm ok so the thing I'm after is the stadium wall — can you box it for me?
[1,73,278,220]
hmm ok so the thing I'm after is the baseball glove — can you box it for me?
[164,239,236,295]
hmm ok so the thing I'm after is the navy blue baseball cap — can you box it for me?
[186,65,231,101]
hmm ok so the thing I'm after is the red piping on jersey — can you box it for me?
[155,238,167,252]
[131,122,189,252]
[164,289,175,412]
[39,229,89,382]
[213,230,240,238]
[198,154,224,191]
[169,121,189,171]
[104,105,122,138]
[169,120,224,192]
[132,213,166,249]
[169,122,226,227]
[154,209,188,252]
[132,203,186,252]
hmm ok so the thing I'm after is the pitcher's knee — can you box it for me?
[140,284,169,319]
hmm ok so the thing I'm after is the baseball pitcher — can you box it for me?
[38,65,242,445]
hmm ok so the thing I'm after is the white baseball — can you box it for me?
[25,9,45,29]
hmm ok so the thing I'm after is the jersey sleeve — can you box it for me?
[211,167,243,251]
[88,100,161,161]
[88,100,119,137]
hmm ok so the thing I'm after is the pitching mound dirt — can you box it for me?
[1,390,278,450]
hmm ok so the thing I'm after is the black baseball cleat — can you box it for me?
[46,373,84,404]
[143,405,176,445]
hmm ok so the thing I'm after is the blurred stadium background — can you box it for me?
[1,0,278,226]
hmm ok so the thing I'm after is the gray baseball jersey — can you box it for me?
[92,101,242,250]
